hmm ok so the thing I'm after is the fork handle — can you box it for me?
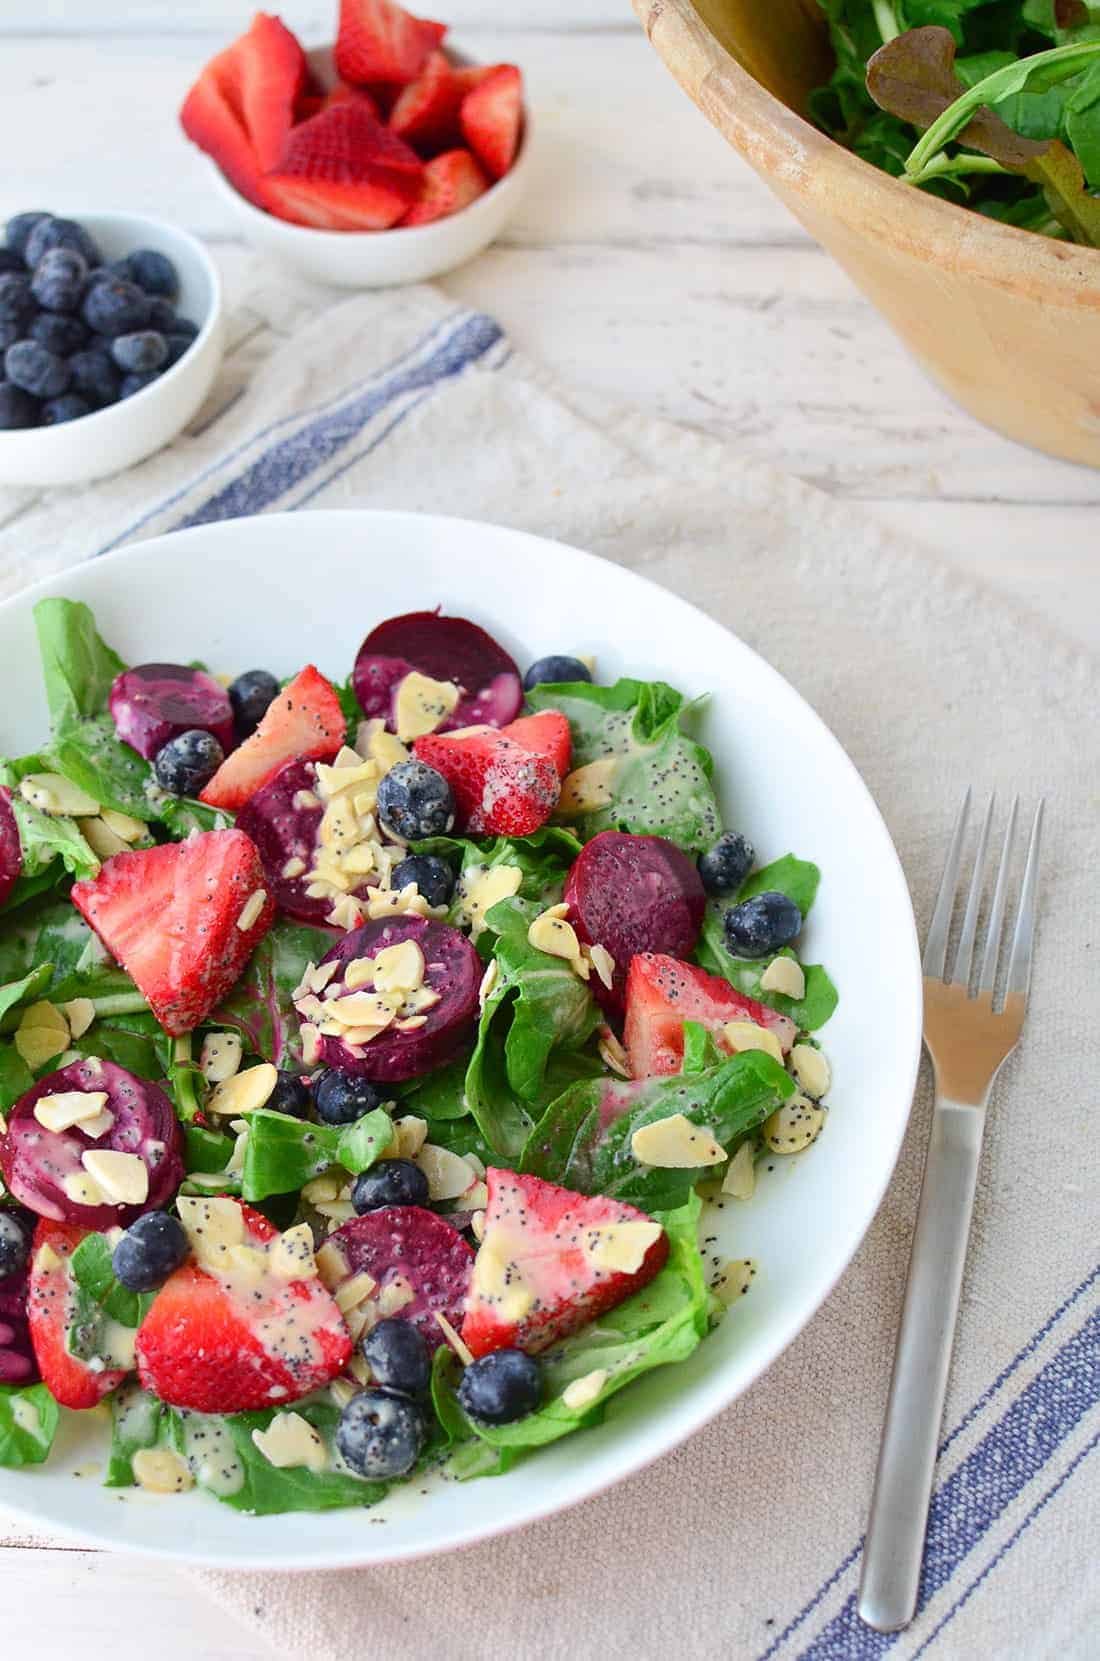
[858,1096,985,1632]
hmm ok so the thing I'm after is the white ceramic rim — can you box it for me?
[0,511,923,1568]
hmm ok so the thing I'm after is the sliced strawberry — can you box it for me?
[236,11,308,171]
[388,50,463,152]
[401,146,490,225]
[71,830,276,1038]
[200,665,345,811]
[414,727,560,836]
[503,710,571,779]
[461,1169,669,1358]
[136,1202,351,1412]
[180,47,267,208]
[318,80,380,119]
[460,64,523,180]
[264,103,423,231]
[623,952,797,1079]
[27,1221,127,1409]
[335,0,446,86]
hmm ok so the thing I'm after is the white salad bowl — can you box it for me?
[0,510,922,1569]
[0,211,224,489]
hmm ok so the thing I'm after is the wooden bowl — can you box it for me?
[634,0,1100,469]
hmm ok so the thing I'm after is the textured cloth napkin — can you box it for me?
[0,261,1096,1661]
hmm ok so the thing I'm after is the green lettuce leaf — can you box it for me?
[526,677,721,853]
[415,826,582,922]
[106,1382,165,1486]
[521,1050,793,1210]
[0,755,99,885]
[33,597,126,731]
[695,853,837,1032]
[183,1123,237,1175]
[168,1401,386,1515]
[69,1231,153,1328]
[0,1044,33,1110]
[241,1106,392,1201]
[0,1382,60,1468]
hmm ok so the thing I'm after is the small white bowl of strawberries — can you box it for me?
[181,2,530,288]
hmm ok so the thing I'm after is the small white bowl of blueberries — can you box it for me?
[0,209,224,487]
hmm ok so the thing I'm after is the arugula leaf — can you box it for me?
[399,1055,471,1121]
[184,1123,237,1174]
[0,757,98,885]
[521,1050,793,1210]
[50,716,160,823]
[214,920,334,1067]
[696,917,839,1032]
[0,963,54,1026]
[416,827,583,924]
[168,1401,386,1514]
[0,1044,33,1110]
[681,1020,725,1073]
[33,598,125,731]
[0,1382,60,1468]
[478,895,600,1101]
[526,678,721,853]
[69,1232,153,1328]
[106,1381,165,1487]
[436,1196,710,1474]
[241,1107,392,1201]
[739,854,821,916]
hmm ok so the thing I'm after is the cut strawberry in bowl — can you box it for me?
[181,43,269,210]
[414,723,561,836]
[136,1198,352,1413]
[71,829,276,1037]
[401,147,489,226]
[460,64,523,180]
[265,102,423,232]
[461,1169,669,1358]
[200,664,345,811]
[388,49,464,152]
[352,608,522,732]
[327,1206,474,1352]
[0,1057,184,1230]
[237,11,308,171]
[624,952,798,1078]
[27,1221,129,1410]
[335,0,447,86]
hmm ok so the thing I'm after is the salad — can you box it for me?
[0,599,836,1516]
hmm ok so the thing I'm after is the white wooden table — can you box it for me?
[1,5,1096,1654]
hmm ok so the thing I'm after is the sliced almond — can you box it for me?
[555,757,618,819]
[790,1043,831,1099]
[434,1310,475,1366]
[62,1170,105,1207]
[528,910,583,964]
[58,998,95,1040]
[199,1031,243,1085]
[722,1020,784,1065]
[416,1143,476,1201]
[377,1275,415,1317]
[759,956,806,1000]
[763,1094,825,1154]
[372,939,425,996]
[207,1062,277,1118]
[251,1413,326,1473]
[584,1219,663,1275]
[33,1090,110,1133]
[314,1239,350,1290]
[393,670,460,741]
[281,856,306,880]
[300,1023,322,1066]
[391,1115,428,1159]
[469,1242,533,1322]
[335,1271,378,1314]
[712,1258,756,1304]
[342,956,376,992]
[721,1140,757,1200]
[99,808,146,843]
[356,718,409,772]
[562,1368,609,1411]
[177,1195,246,1264]
[236,890,267,932]
[81,1149,149,1206]
[452,862,522,937]
[82,816,129,859]
[19,772,100,816]
[132,1448,194,1495]
[631,1113,725,1169]
[270,1222,317,1280]
[586,944,616,990]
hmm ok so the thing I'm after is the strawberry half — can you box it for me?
[388,50,463,153]
[504,710,572,779]
[180,45,267,208]
[402,147,490,226]
[264,103,423,231]
[461,1169,669,1358]
[71,830,276,1037]
[317,80,381,119]
[136,1201,351,1412]
[27,1221,128,1410]
[414,719,562,836]
[460,64,523,180]
[335,0,446,86]
[623,952,797,1079]
[236,11,308,171]
[200,664,345,811]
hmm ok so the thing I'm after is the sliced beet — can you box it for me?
[0,1209,37,1385]
[306,915,481,1082]
[328,1206,474,1352]
[0,1057,184,1230]
[236,756,366,925]
[564,830,707,1018]
[109,662,235,760]
[0,788,22,908]
[352,610,522,732]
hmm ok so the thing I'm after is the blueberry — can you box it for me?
[5,212,48,257]
[119,370,160,399]
[28,311,88,356]
[0,1211,30,1280]
[267,1070,311,1119]
[0,273,34,327]
[111,330,169,374]
[163,333,195,367]
[522,654,593,691]
[336,1387,425,1480]
[82,277,150,337]
[0,250,25,277]
[391,853,454,908]
[457,1349,541,1424]
[228,669,280,738]
[123,249,179,299]
[360,1318,431,1395]
[30,247,87,314]
[153,729,224,796]
[146,296,179,332]
[722,891,803,959]
[112,1211,189,1293]
[0,321,22,352]
[377,760,454,842]
[41,394,91,425]
[313,1070,384,1127]
[68,345,121,408]
[698,831,755,897]
[350,1159,429,1215]
[171,316,200,340]
[25,216,100,271]
[0,382,39,429]
[5,341,70,400]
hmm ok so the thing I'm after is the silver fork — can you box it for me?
[858,790,1044,1633]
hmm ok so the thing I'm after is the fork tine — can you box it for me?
[923,788,971,979]
[953,792,994,988]
[1004,799,1044,1002]
[978,795,1018,995]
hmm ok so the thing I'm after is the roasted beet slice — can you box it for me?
[0,788,22,908]
[328,1206,474,1353]
[237,756,366,925]
[0,1058,184,1230]
[564,831,706,1018]
[0,1210,37,1385]
[307,915,481,1082]
[109,662,235,760]
[352,609,522,732]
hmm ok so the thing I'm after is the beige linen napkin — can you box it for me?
[0,265,1096,1660]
